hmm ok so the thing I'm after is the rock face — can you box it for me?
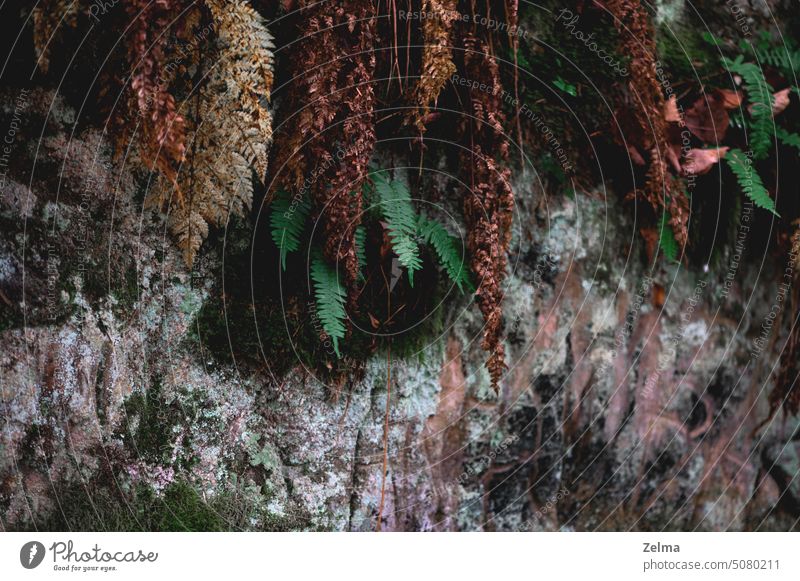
[1,87,797,532]
[3,0,800,531]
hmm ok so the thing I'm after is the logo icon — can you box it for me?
[20,541,46,569]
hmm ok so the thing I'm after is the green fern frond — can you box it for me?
[725,148,779,215]
[657,211,679,263]
[310,253,347,357]
[777,127,800,153]
[372,171,422,286]
[270,190,310,270]
[722,56,775,159]
[417,215,474,293]
[355,225,367,281]
[761,45,800,80]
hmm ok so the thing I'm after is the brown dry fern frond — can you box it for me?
[270,0,376,295]
[32,0,79,73]
[321,0,377,296]
[460,33,515,390]
[269,1,347,196]
[127,0,188,196]
[169,0,275,265]
[410,0,458,132]
[605,0,688,245]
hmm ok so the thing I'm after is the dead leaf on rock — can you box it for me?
[685,93,730,143]
[683,147,729,177]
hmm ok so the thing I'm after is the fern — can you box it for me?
[725,148,779,215]
[722,55,774,160]
[373,171,422,286]
[310,253,347,357]
[657,211,679,263]
[355,226,367,281]
[417,215,473,292]
[777,128,800,154]
[270,190,310,270]
[761,45,800,80]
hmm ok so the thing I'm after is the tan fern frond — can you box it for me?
[171,0,275,265]
[411,0,458,132]
[32,0,79,73]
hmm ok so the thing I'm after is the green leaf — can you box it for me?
[776,127,800,153]
[373,170,422,286]
[310,253,347,357]
[657,211,679,263]
[270,189,310,270]
[355,225,367,282]
[553,77,577,97]
[725,148,779,215]
[721,56,775,159]
[417,215,474,293]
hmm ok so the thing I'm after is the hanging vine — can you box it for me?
[458,29,515,390]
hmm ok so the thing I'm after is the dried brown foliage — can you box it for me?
[31,0,79,73]
[323,0,378,295]
[604,0,688,246]
[460,33,515,390]
[269,1,347,195]
[127,0,187,196]
[411,0,458,132]
[169,0,275,265]
[271,0,376,295]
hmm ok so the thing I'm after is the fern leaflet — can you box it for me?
[657,211,679,263]
[373,170,422,286]
[355,225,367,281]
[777,128,800,154]
[722,55,774,160]
[270,190,310,270]
[417,215,473,293]
[310,253,347,357]
[725,148,779,215]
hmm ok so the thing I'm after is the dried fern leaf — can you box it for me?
[171,0,275,265]
[32,0,79,73]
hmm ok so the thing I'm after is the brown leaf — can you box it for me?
[684,93,730,143]
[715,88,743,109]
[682,147,729,176]
[773,88,791,115]
[747,87,791,116]
[664,95,682,123]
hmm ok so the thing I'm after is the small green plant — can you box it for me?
[310,252,348,357]
[721,55,775,160]
[372,170,423,286]
[270,190,311,270]
[270,170,473,358]
[725,148,779,215]
[658,211,680,263]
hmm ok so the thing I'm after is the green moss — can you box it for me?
[25,479,308,531]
